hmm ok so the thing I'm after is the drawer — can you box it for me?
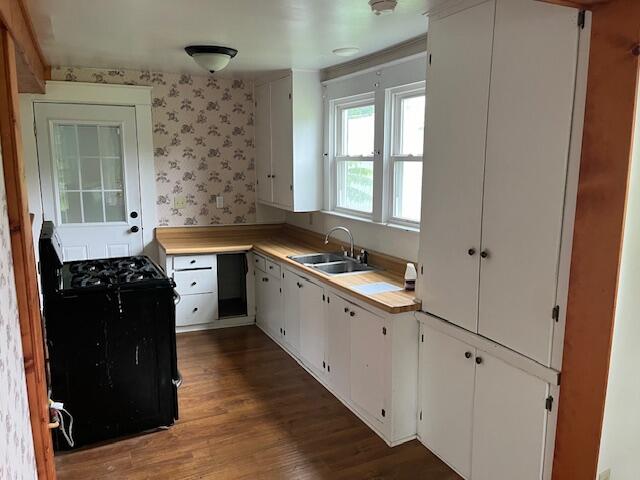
[173,254,216,271]
[265,259,281,278]
[174,269,216,295]
[253,253,266,272]
[176,293,218,327]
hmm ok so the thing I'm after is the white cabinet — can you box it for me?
[417,0,582,365]
[350,304,386,422]
[417,316,554,480]
[325,294,351,400]
[255,258,282,338]
[298,276,326,373]
[255,71,322,212]
[418,326,475,478]
[282,269,302,352]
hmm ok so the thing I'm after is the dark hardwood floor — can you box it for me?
[55,326,460,479]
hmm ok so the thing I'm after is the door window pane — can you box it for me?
[393,161,422,222]
[52,123,126,224]
[340,105,375,157]
[398,95,425,156]
[337,160,374,213]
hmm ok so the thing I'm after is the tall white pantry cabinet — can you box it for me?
[416,0,589,479]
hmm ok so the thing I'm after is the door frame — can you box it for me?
[20,80,157,261]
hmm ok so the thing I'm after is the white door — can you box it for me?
[270,75,293,208]
[478,0,580,364]
[35,103,142,260]
[471,352,549,480]
[350,304,385,422]
[283,270,301,351]
[325,294,351,400]
[255,83,272,204]
[417,0,495,332]
[298,277,325,372]
[418,325,475,479]
[264,274,282,337]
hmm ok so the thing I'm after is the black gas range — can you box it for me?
[39,221,180,450]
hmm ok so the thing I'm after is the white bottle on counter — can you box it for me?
[404,263,417,291]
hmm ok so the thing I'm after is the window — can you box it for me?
[390,87,425,224]
[334,97,375,215]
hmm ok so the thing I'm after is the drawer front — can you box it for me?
[174,269,216,295]
[265,259,281,278]
[253,253,266,272]
[176,293,218,327]
[173,254,216,271]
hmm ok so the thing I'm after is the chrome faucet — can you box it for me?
[324,226,355,259]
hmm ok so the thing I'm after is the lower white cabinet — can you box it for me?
[255,264,282,337]
[298,275,325,373]
[282,269,301,352]
[175,293,218,328]
[325,295,351,401]
[418,316,555,480]
[350,304,386,422]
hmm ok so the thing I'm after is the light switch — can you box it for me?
[174,196,186,209]
[216,196,224,208]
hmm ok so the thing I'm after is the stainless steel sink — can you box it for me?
[313,261,374,275]
[289,252,346,265]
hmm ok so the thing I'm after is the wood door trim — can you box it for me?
[0,28,56,479]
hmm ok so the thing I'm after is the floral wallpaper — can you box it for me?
[51,66,257,226]
[0,154,37,479]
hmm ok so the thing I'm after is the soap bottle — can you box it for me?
[404,263,417,291]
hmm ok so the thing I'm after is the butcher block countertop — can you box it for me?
[156,224,421,314]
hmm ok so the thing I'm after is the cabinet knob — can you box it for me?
[192,307,198,313]
[191,260,197,264]
[191,281,197,286]
[349,311,355,317]
[480,250,489,259]
[465,351,472,359]
[475,356,483,365]
[344,307,349,313]
[468,248,476,256]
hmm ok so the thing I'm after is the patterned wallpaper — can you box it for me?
[0,155,37,479]
[51,66,257,226]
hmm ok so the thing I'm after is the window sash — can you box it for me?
[334,156,375,217]
[391,89,426,157]
[335,97,376,158]
[389,155,423,225]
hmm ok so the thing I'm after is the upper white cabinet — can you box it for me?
[255,71,323,212]
[417,0,582,365]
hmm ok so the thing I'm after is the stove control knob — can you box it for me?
[130,226,140,233]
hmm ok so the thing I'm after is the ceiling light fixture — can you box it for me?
[332,47,360,57]
[369,0,398,15]
[185,45,238,73]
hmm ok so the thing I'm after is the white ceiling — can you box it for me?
[26,0,429,78]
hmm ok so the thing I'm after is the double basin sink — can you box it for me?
[288,252,374,276]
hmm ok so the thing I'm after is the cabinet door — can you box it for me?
[282,270,301,352]
[298,277,325,372]
[265,274,282,337]
[418,325,475,478]
[255,272,269,330]
[350,304,385,422]
[270,75,294,208]
[255,82,272,203]
[478,0,580,365]
[417,0,495,332]
[325,294,350,400]
[471,353,549,480]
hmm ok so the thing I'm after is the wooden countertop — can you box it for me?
[156,224,421,314]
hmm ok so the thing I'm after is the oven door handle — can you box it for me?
[172,370,183,389]
[173,290,181,306]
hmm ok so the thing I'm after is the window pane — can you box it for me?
[56,155,80,191]
[78,125,100,156]
[104,191,125,222]
[399,95,425,156]
[393,161,423,222]
[59,191,82,224]
[99,126,122,157]
[80,157,102,190]
[341,104,375,156]
[103,156,124,190]
[82,192,104,222]
[337,160,373,213]
[54,125,78,158]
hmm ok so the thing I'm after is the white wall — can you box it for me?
[597,80,640,480]
[286,211,419,261]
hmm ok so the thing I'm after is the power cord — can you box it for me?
[49,400,75,448]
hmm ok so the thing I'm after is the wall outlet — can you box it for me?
[174,196,186,209]
[216,195,224,208]
[599,469,611,480]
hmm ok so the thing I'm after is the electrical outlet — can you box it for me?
[174,196,186,209]
[216,195,224,208]
[599,469,611,480]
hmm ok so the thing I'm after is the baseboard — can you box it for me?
[176,316,255,334]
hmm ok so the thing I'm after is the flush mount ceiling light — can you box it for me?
[185,45,238,73]
[332,47,360,57]
[369,0,398,15]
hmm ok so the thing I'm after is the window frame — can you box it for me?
[330,93,377,219]
[386,82,426,228]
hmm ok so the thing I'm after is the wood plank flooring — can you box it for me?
[55,326,461,480]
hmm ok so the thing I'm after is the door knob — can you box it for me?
[468,248,476,256]
[130,226,139,233]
